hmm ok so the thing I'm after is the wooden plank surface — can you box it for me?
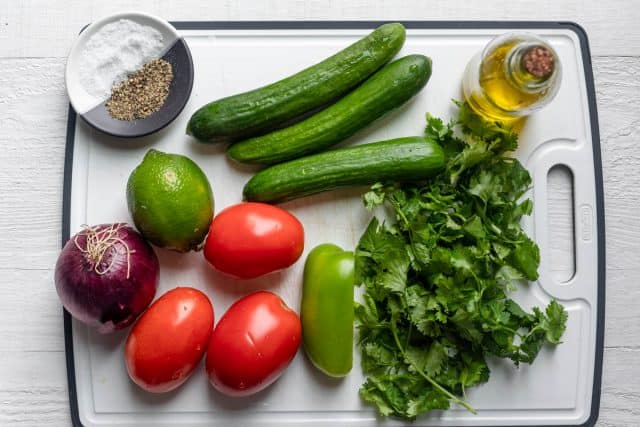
[1,0,640,57]
[0,1,638,426]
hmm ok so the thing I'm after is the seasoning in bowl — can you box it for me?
[106,59,174,121]
[65,12,194,137]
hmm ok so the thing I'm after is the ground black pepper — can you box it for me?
[106,59,173,121]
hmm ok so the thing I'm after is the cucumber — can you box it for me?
[228,55,432,165]
[243,136,445,203]
[186,23,406,143]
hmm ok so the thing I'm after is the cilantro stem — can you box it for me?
[522,325,542,342]
[394,204,410,227]
[488,322,520,337]
[405,322,413,350]
[390,318,477,415]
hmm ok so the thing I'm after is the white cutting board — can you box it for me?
[63,22,604,427]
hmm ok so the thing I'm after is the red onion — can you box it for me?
[55,223,159,333]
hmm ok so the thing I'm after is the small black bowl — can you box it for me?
[65,12,194,138]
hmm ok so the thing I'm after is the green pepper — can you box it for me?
[301,243,355,377]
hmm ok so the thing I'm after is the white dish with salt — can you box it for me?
[65,11,193,138]
[66,12,179,115]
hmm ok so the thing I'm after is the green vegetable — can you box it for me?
[355,102,568,419]
[301,244,355,377]
[228,54,432,165]
[186,23,406,143]
[243,136,445,203]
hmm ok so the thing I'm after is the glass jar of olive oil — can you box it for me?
[462,32,562,122]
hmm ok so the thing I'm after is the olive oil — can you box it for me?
[462,33,561,122]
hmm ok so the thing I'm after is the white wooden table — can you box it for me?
[1,1,638,426]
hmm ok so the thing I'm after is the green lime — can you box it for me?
[126,149,214,252]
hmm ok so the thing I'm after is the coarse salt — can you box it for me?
[79,19,164,99]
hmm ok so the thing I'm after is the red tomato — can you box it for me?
[203,202,304,279]
[125,287,214,393]
[206,291,301,396]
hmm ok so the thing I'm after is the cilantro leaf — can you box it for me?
[456,100,518,153]
[363,182,387,210]
[541,300,569,344]
[360,376,405,417]
[406,389,451,417]
[354,102,567,420]
[377,252,410,293]
[459,355,490,388]
[406,341,448,376]
[510,236,540,280]
[362,342,397,373]
[354,293,379,328]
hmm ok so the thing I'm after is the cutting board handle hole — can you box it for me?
[546,165,576,284]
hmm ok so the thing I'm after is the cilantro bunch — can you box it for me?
[355,103,568,419]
